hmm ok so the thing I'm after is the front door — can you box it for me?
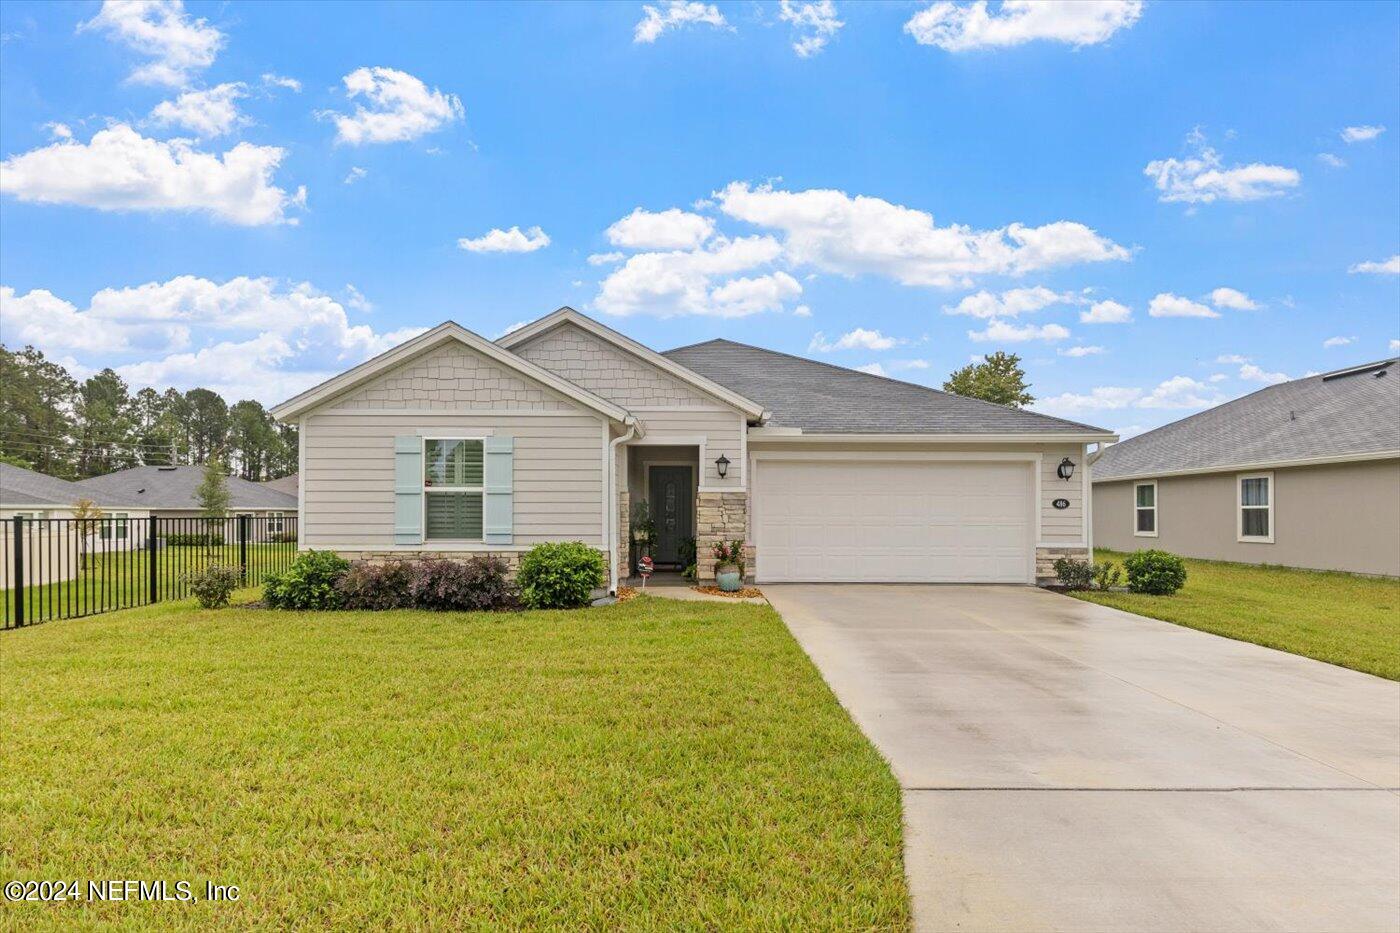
[649,465,693,567]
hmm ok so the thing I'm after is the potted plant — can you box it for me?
[628,500,656,573]
[711,539,745,592]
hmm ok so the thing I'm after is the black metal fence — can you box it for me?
[2,514,298,630]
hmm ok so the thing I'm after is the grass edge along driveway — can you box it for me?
[1075,550,1400,680]
[0,594,910,930]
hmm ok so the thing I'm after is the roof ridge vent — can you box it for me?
[1321,359,1394,381]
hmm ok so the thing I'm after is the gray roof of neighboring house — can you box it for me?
[1093,358,1400,481]
[0,463,86,507]
[72,465,299,510]
[261,473,298,497]
[663,339,1111,435]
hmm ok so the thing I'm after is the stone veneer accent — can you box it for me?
[616,488,631,581]
[1035,545,1090,586]
[695,491,753,583]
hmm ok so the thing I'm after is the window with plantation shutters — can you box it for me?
[424,439,484,540]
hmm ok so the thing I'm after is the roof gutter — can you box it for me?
[1093,449,1400,483]
[606,418,641,594]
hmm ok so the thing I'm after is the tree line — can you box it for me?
[0,344,297,482]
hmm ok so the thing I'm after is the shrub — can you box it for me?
[1123,549,1187,596]
[1053,557,1094,590]
[711,539,745,575]
[183,563,242,609]
[264,550,351,610]
[408,556,519,612]
[517,542,606,609]
[269,531,298,544]
[1093,561,1124,591]
[165,532,225,547]
[334,560,416,611]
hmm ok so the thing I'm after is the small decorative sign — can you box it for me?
[1052,498,1070,510]
[638,556,654,588]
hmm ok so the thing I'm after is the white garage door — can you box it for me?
[754,459,1034,583]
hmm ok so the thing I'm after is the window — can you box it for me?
[267,512,284,534]
[1134,482,1157,537]
[100,512,129,540]
[424,438,484,540]
[1238,472,1273,543]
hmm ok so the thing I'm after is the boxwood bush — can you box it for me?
[264,550,351,610]
[1123,549,1187,596]
[516,541,606,609]
[182,563,243,609]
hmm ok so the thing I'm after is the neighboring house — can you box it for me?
[0,463,100,520]
[272,307,1114,589]
[262,473,299,498]
[71,465,297,533]
[1092,359,1400,576]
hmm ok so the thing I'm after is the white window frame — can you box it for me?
[266,511,285,535]
[100,512,129,540]
[1133,481,1158,538]
[422,436,486,542]
[1237,471,1274,543]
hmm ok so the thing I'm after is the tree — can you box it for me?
[71,497,104,571]
[197,454,231,519]
[943,352,1034,408]
[228,400,278,480]
[185,388,229,463]
[0,345,78,476]
[74,368,137,477]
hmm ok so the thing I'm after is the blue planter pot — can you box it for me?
[715,564,742,592]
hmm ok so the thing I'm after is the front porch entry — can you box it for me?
[627,444,699,573]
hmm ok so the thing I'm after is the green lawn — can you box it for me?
[0,594,909,930]
[1075,550,1400,680]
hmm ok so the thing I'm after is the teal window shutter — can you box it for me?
[394,435,423,545]
[483,435,514,545]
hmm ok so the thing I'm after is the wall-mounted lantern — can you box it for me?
[1056,457,1076,481]
[715,454,730,479]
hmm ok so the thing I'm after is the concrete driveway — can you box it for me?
[765,584,1400,933]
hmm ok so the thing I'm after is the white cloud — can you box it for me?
[1037,375,1226,416]
[1139,375,1225,408]
[1216,354,1249,364]
[497,320,530,338]
[261,73,301,92]
[944,285,1068,318]
[780,0,843,57]
[344,166,368,185]
[1080,299,1132,323]
[457,226,551,253]
[1390,339,1400,352]
[809,328,904,352]
[1059,345,1104,357]
[1238,362,1289,384]
[715,182,1129,287]
[1341,125,1385,144]
[1,276,423,402]
[967,319,1070,342]
[1350,255,1400,275]
[79,0,223,87]
[792,304,812,317]
[1145,139,1299,204]
[889,358,929,370]
[1317,153,1346,169]
[904,0,1143,52]
[1208,373,1228,382]
[593,235,793,317]
[1323,336,1354,348]
[344,284,372,312]
[855,362,888,376]
[606,207,714,250]
[1035,385,1143,412]
[634,1,730,43]
[44,122,73,140]
[587,252,626,266]
[0,123,303,225]
[148,82,247,137]
[325,67,463,145]
[1148,293,1219,319]
[1209,286,1259,311]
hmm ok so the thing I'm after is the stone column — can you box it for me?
[617,487,631,583]
[696,490,751,582]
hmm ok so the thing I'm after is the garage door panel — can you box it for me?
[756,459,1034,583]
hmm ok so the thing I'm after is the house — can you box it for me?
[271,308,1113,590]
[261,473,299,498]
[1091,358,1400,576]
[71,465,297,534]
[0,463,101,520]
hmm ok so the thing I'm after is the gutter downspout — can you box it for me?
[607,416,640,594]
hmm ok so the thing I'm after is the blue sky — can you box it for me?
[1,0,1397,436]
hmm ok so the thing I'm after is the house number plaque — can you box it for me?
[1052,498,1070,510]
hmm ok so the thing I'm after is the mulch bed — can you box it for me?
[616,586,640,603]
[692,585,765,599]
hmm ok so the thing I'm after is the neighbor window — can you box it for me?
[424,438,483,540]
[267,512,285,535]
[1238,473,1273,543]
[1134,482,1157,536]
[100,512,129,540]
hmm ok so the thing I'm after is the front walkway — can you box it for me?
[765,584,1400,932]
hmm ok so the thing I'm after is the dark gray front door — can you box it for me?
[649,465,693,567]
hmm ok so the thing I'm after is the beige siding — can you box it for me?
[513,322,713,407]
[327,342,575,411]
[1093,459,1400,576]
[747,440,1087,545]
[636,409,746,488]
[302,411,605,549]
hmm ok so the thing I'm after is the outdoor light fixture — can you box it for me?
[1057,457,1076,481]
[715,454,730,479]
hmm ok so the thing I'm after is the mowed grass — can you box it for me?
[1074,550,1400,680]
[0,594,909,930]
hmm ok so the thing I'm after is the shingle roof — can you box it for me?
[0,463,85,507]
[261,473,298,497]
[72,466,298,510]
[1093,358,1400,481]
[663,339,1111,435]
